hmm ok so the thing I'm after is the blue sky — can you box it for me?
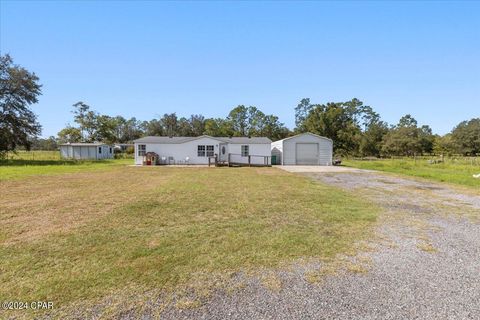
[1,1,479,137]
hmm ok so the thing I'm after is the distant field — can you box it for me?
[4,150,62,160]
[0,165,378,318]
[343,157,480,189]
[0,150,134,180]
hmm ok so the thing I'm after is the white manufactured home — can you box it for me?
[60,143,114,160]
[133,135,272,166]
[271,133,333,165]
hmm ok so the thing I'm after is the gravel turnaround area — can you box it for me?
[157,170,480,320]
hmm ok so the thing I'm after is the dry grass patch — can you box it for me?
[260,272,283,292]
[305,263,339,284]
[175,298,202,310]
[0,167,177,244]
[417,241,438,253]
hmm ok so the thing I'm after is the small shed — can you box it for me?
[271,133,333,165]
[60,143,114,160]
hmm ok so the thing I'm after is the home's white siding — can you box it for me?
[275,133,333,166]
[135,137,220,165]
[228,143,271,165]
[134,137,271,165]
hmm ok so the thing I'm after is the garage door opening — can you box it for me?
[296,143,319,165]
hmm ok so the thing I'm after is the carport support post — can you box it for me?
[248,155,251,167]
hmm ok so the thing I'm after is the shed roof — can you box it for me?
[59,143,111,146]
[133,135,271,144]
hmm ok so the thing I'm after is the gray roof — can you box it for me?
[272,132,333,143]
[59,142,111,146]
[221,137,272,144]
[133,135,271,144]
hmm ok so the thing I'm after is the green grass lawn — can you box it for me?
[343,158,480,189]
[0,158,132,180]
[0,166,378,318]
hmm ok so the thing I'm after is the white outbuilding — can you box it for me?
[271,133,333,165]
[59,143,114,160]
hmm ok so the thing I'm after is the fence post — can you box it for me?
[248,155,251,167]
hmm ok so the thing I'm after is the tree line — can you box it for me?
[294,98,479,156]
[2,54,479,157]
[56,102,290,145]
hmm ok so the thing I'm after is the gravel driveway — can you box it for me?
[158,169,480,320]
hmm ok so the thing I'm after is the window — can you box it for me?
[197,145,214,157]
[197,145,206,157]
[109,147,112,154]
[138,144,146,157]
[206,145,214,157]
[98,147,102,154]
[241,145,249,157]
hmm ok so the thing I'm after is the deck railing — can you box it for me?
[227,153,271,167]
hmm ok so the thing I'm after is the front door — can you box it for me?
[219,143,228,162]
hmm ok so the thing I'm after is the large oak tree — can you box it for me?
[0,54,42,156]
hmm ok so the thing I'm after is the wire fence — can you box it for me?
[349,155,480,166]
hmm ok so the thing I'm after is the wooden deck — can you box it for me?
[208,154,271,167]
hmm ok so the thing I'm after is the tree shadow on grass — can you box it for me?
[0,159,111,167]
